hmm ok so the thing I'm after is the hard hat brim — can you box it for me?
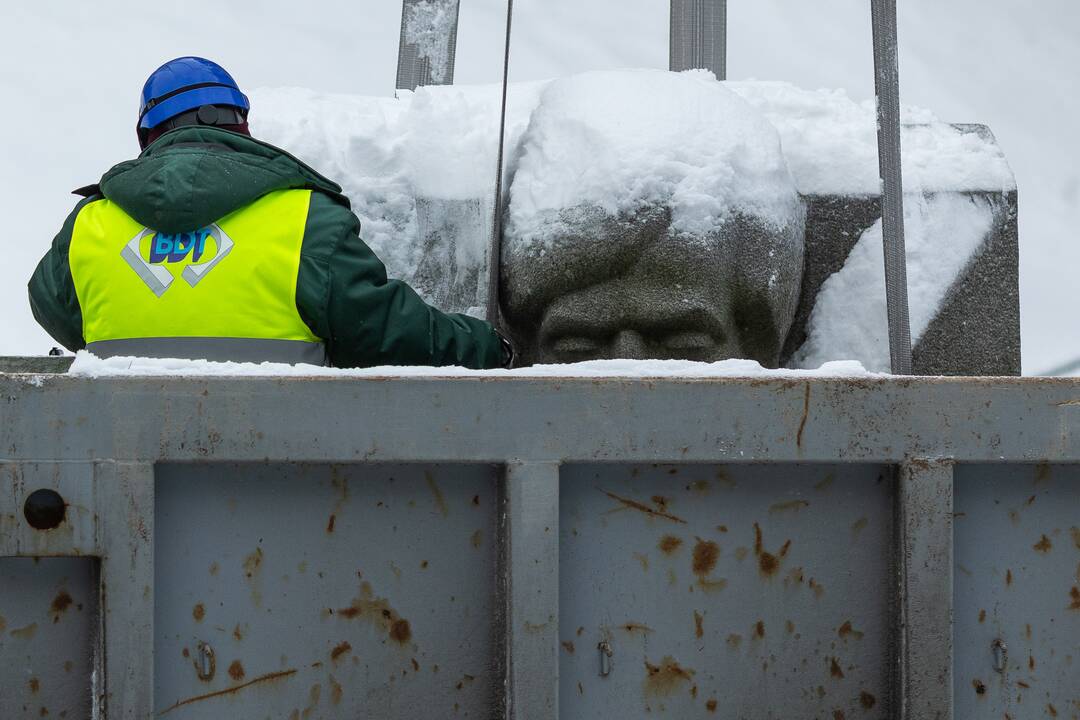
[139,86,250,130]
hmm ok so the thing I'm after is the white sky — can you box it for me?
[1,1,1076,373]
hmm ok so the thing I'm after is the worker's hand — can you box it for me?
[497,331,516,369]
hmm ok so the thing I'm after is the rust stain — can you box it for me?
[1016,680,1030,689]
[706,698,717,712]
[769,499,810,514]
[561,641,575,654]
[716,525,728,533]
[333,581,412,646]
[330,641,351,663]
[978,609,986,623]
[1006,569,1013,586]
[833,712,845,720]
[192,603,205,622]
[643,656,695,697]
[577,681,584,695]
[727,633,742,648]
[754,620,766,639]
[64,660,73,672]
[1035,463,1051,483]
[425,472,449,517]
[837,620,863,640]
[621,622,654,634]
[809,578,825,598]
[633,552,649,571]
[785,620,795,634]
[734,546,749,562]
[600,489,687,523]
[390,619,412,645]
[851,517,868,534]
[209,562,219,576]
[29,677,40,693]
[158,669,297,715]
[1068,586,1080,610]
[754,523,791,577]
[651,495,671,512]
[1048,704,1058,717]
[329,675,343,706]
[694,611,704,639]
[796,383,810,448]
[326,514,336,534]
[859,691,876,709]
[692,538,719,576]
[814,474,834,492]
[829,657,844,679]
[576,626,584,637]
[972,678,986,695]
[1029,655,1035,670]
[470,529,483,549]
[455,674,476,690]
[658,535,683,555]
[49,591,73,622]
[243,547,264,607]
[411,658,420,672]
[1033,534,1053,553]
[233,624,244,641]
[1069,526,1080,550]
[9,622,37,640]
[0,615,5,633]
[181,648,190,659]
[227,660,245,681]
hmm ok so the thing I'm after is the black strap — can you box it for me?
[140,82,236,117]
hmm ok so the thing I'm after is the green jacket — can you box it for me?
[28,127,506,369]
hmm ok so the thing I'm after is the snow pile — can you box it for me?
[507,70,803,247]
[64,351,874,379]
[250,88,417,278]
[402,0,460,84]
[728,81,1015,195]
[250,82,544,290]
[251,76,1014,281]
[794,193,996,372]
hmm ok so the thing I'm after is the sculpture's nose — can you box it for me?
[611,330,648,359]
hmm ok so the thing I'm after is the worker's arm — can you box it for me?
[27,197,95,352]
[297,192,509,369]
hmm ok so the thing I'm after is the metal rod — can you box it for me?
[486,0,515,325]
[871,0,913,375]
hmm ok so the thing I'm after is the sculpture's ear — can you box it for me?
[732,285,780,368]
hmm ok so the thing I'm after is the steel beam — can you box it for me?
[396,0,461,91]
[503,461,561,720]
[898,460,954,720]
[670,0,727,79]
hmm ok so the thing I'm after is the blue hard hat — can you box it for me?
[138,56,249,130]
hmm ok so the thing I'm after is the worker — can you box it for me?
[28,56,513,369]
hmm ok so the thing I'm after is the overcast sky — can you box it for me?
[2,1,1076,373]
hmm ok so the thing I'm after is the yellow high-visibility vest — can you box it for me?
[69,189,323,363]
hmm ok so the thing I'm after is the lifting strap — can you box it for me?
[486,0,515,326]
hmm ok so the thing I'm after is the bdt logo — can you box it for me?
[121,224,234,297]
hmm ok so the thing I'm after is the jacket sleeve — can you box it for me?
[27,196,97,352]
[296,192,506,369]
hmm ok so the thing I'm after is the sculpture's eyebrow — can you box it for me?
[540,302,727,340]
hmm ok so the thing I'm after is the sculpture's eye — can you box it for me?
[550,336,603,358]
[660,332,717,353]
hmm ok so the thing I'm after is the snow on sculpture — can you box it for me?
[249,71,1018,374]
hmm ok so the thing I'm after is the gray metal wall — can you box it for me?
[2,372,1080,718]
